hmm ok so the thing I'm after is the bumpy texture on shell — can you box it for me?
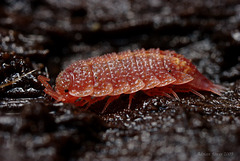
[54,48,222,99]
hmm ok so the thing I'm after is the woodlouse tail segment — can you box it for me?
[188,70,225,96]
[38,75,64,101]
[209,84,226,96]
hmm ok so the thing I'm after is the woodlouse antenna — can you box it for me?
[38,75,64,101]
[0,69,37,89]
[38,75,52,90]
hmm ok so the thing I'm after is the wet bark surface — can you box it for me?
[0,0,240,161]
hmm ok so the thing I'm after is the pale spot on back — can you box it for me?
[148,53,176,87]
[134,49,161,90]
[68,62,94,97]
[65,48,196,98]
[118,50,146,94]
[89,56,113,97]
[101,53,131,96]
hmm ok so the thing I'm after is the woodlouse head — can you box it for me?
[55,71,72,95]
[38,69,78,103]
[54,70,79,102]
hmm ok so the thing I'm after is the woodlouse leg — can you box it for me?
[128,93,135,109]
[149,88,180,100]
[190,89,205,99]
[168,89,180,100]
[143,90,173,99]
[75,96,92,106]
[101,95,120,113]
[84,96,106,111]
[162,92,173,98]
[172,85,206,99]
[143,90,155,96]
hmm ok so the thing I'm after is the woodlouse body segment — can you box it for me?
[38,48,225,113]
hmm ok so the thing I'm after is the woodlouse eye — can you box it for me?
[64,89,69,93]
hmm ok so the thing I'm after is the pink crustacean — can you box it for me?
[38,48,225,113]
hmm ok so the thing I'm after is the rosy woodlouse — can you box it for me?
[38,48,225,113]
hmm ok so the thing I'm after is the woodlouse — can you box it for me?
[38,48,225,113]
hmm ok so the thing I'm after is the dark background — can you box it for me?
[0,0,240,161]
